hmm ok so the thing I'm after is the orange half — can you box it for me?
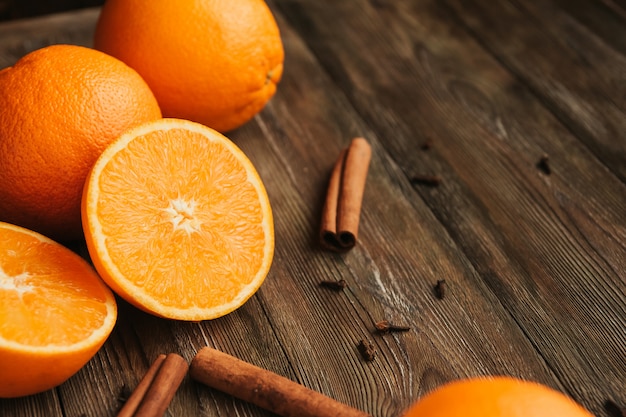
[81,118,274,321]
[0,222,117,398]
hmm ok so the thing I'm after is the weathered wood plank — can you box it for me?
[0,2,624,417]
[0,7,96,68]
[548,0,626,55]
[1,394,62,417]
[442,0,626,182]
[220,6,570,417]
[271,1,626,416]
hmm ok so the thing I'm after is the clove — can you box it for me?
[605,399,626,417]
[357,340,377,362]
[434,279,447,300]
[117,384,132,405]
[374,320,411,334]
[319,279,348,291]
[537,154,551,175]
[410,175,442,187]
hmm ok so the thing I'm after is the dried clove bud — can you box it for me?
[605,399,626,417]
[357,340,377,361]
[537,154,551,175]
[117,383,132,405]
[434,279,447,300]
[410,175,442,187]
[374,320,411,334]
[318,279,348,291]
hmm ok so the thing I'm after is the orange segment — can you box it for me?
[0,222,117,398]
[82,118,274,321]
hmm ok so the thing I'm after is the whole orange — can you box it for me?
[93,0,284,133]
[0,44,162,241]
[402,376,594,417]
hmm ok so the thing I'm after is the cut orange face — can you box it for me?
[81,118,274,321]
[0,222,117,398]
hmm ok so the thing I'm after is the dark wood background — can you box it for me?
[0,0,103,21]
[0,1,624,416]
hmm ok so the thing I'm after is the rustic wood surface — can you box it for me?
[0,1,624,416]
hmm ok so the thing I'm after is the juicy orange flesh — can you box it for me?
[96,128,267,309]
[0,228,110,346]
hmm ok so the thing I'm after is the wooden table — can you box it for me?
[1,1,624,416]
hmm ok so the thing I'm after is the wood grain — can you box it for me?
[0,2,624,417]
[444,0,626,181]
[0,7,96,68]
[272,0,626,415]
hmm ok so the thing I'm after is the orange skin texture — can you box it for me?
[0,44,162,241]
[402,377,594,417]
[94,0,284,133]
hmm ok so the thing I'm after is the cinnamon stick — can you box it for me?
[117,353,188,417]
[190,346,372,417]
[320,138,372,252]
[117,354,166,417]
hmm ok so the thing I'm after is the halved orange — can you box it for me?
[81,118,274,321]
[0,222,117,398]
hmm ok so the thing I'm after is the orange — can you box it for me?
[0,44,162,242]
[0,221,117,398]
[81,118,274,321]
[402,376,594,417]
[94,0,284,133]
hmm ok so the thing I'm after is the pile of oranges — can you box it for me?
[0,0,281,398]
[0,0,283,243]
